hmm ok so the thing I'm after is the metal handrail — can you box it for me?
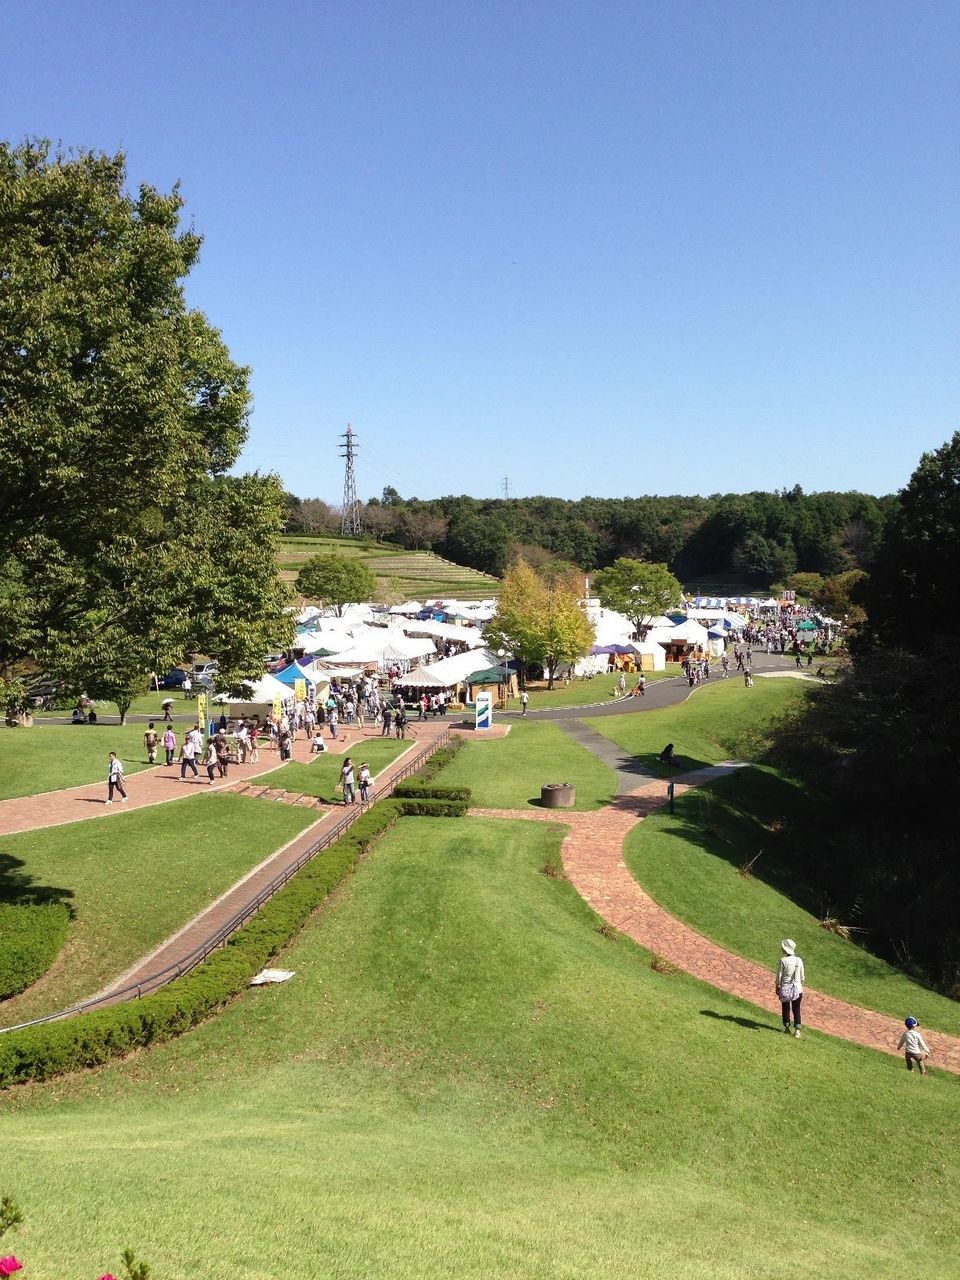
[0,727,453,1034]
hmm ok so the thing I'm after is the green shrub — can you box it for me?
[392,782,471,801]
[0,902,70,1000]
[396,799,468,818]
[406,735,465,783]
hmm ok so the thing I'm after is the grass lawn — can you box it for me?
[588,677,808,775]
[625,765,960,1036]
[1,815,957,1279]
[0,724,161,800]
[255,738,408,801]
[434,720,617,809]
[0,794,317,1023]
[34,690,210,720]
[505,665,681,712]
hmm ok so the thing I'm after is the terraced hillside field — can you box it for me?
[279,536,502,600]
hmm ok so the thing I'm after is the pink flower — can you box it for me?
[0,1259,22,1276]
[97,1274,117,1280]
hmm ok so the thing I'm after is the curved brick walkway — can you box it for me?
[471,767,960,1075]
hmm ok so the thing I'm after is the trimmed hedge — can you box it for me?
[407,735,464,783]
[392,782,471,801]
[0,801,401,1088]
[0,902,71,1000]
[396,799,468,818]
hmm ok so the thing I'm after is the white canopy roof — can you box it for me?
[393,666,449,688]
[401,619,485,646]
[420,647,502,686]
[217,672,293,706]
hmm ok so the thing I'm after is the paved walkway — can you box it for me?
[470,766,960,1075]
[0,720,484,837]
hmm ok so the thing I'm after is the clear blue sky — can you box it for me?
[3,1,957,502]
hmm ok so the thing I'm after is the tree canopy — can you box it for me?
[485,561,594,688]
[295,553,376,615]
[0,141,290,702]
[591,559,682,636]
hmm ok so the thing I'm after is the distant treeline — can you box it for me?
[284,485,896,586]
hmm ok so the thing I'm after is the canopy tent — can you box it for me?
[401,619,485,646]
[392,666,448,688]
[273,662,327,687]
[796,619,819,631]
[389,601,423,615]
[218,672,294,714]
[420,647,502,686]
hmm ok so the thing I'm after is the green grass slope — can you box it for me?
[0,723,159,800]
[0,794,317,1023]
[626,765,960,1035]
[2,816,957,1279]
[588,677,808,773]
[434,720,618,809]
[279,534,502,598]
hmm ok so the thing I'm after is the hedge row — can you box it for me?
[392,782,471,801]
[0,902,71,1000]
[396,799,469,818]
[0,801,402,1089]
[406,734,464,783]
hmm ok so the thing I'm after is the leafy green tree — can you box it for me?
[295,553,375,614]
[484,561,548,688]
[538,574,595,688]
[591,558,681,637]
[0,141,290,701]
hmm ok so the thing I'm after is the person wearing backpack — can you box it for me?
[776,939,805,1038]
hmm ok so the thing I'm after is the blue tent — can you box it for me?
[273,662,324,687]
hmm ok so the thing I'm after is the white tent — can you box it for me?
[393,666,448,688]
[401,619,485,646]
[417,647,502,686]
[389,601,423,615]
[220,672,295,715]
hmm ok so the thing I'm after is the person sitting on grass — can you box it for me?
[310,729,327,754]
[658,742,678,766]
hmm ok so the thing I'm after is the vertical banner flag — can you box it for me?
[196,691,208,729]
[475,691,493,731]
[294,677,307,703]
[273,694,283,721]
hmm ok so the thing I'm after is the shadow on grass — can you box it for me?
[634,752,715,779]
[0,851,74,915]
[700,1009,781,1034]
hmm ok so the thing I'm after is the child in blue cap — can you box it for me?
[897,1018,931,1075]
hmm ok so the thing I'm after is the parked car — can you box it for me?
[159,668,189,689]
[191,661,219,679]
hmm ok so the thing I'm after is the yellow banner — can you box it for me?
[196,691,208,727]
[294,677,307,703]
[273,694,283,721]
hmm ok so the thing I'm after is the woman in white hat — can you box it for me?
[776,939,805,1038]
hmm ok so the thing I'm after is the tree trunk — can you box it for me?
[547,662,556,690]
[118,701,131,725]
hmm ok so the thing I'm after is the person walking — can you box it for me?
[520,689,529,716]
[636,673,646,696]
[358,761,372,803]
[161,697,174,723]
[776,939,805,1038]
[395,706,407,739]
[381,705,393,737]
[162,725,177,766]
[179,733,200,780]
[105,751,128,804]
[339,757,356,805]
[182,674,193,699]
[215,730,230,777]
[247,721,260,763]
[897,1017,932,1075]
[203,739,218,785]
[143,722,159,764]
[328,709,339,741]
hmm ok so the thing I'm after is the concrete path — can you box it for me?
[469,767,960,1075]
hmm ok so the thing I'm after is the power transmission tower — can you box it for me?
[502,474,511,500]
[339,424,362,537]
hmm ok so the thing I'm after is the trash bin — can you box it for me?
[540,783,575,808]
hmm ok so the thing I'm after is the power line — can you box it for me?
[339,424,362,536]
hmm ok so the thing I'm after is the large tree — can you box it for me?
[0,141,291,701]
[485,561,593,688]
[295,553,375,615]
[591,558,682,637]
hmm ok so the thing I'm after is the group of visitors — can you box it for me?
[336,757,372,805]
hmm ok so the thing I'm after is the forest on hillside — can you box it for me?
[284,486,896,587]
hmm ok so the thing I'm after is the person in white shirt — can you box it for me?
[897,1017,931,1074]
[776,939,805,1038]
[106,751,128,804]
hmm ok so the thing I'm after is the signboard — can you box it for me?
[272,694,283,722]
[294,677,307,704]
[475,691,493,731]
[196,691,207,729]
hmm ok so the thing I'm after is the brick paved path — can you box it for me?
[0,719,488,837]
[471,766,960,1075]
